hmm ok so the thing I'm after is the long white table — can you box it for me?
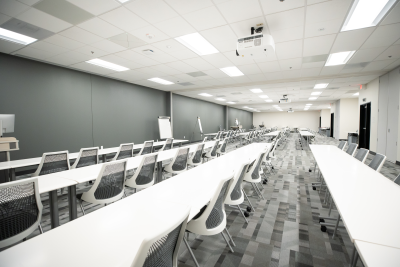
[310,145,400,266]
[299,131,314,149]
[354,241,400,267]
[265,131,280,136]
[0,143,271,267]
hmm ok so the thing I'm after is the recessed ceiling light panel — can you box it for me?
[309,97,318,100]
[216,98,226,101]
[220,66,244,77]
[0,28,37,45]
[175,33,219,56]
[259,95,269,98]
[311,92,322,95]
[249,88,263,93]
[227,102,236,104]
[265,99,273,102]
[353,92,359,96]
[86,59,129,72]
[325,51,355,66]
[148,77,174,85]
[314,83,329,89]
[198,93,212,97]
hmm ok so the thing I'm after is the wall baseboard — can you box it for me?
[396,161,400,166]
[339,139,347,141]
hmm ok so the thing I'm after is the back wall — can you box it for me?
[253,111,320,130]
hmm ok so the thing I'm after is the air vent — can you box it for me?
[142,49,155,55]
[2,18,54,40]
[186,71,207,77]
[343,62,369,69]
[231,92,242,95]
[302,54,328,63]
[326,87,339,90]
[177,82,194,86]
[216,95,226,97]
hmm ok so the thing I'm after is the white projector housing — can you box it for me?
[279,99,291,104]
[237,34,275,58]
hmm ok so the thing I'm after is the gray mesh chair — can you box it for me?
[337,141,347,150]
[137,141,154,156]
[110,143,134,161]
[345,143,358,157]
[243,150,267,200]
[0,178,43,249]
[77,160,127,215]
[203,140,219,162]
[213,131,222,140]
[368,153,386,172]
[164,147,190,176]
[216,138,228,157]
[187,143,205,168]
[159,138,174,151]
[355,148,369,163]
[394,174,400,185]
[71,147,99,169]
[32,151,70,177]
[202,137,208,142]
[186,174,235,254]
[125,154,158,193]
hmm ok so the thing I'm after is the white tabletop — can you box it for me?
[311,145,400,249]
[299,128,308,131]
[37,175,77,194]
[299,131,314,137]
[266,131,280,136]
[355,241,400,267]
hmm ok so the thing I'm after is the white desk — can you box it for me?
[299,131,314,149]
[355,241,400,267]
[265,131,280,136]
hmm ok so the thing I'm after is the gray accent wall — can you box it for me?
[228,107,253,130]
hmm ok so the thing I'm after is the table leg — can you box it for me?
[179,142,182,147]
[48,190,60,229]
[102,154,107,163]
[67,185,77,221]
[10,168,16,181]
[157,161,163,184]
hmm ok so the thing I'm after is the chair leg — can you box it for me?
[242,189,255,212]
[79,200,86,215]
[332,214,341,239]
[224,228,236,247]
[183,237,200,267]
[38,223,43,234]
[221,232,234,253]
[237,205,249,224]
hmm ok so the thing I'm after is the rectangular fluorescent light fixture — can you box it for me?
[306,104,312,106]
[148,77,174,85]
[342,0,396,32]
[265,99,273,102]
[86,59,129,72]
[216,98,226,101]
[311,92,322,95]
[273,105,279,107]
[220,66,244,77]
[258,95,268,98]
[227,102,236,104]
[314,83,329,89]
[325,51,355,66]
[309,97,318,100]
[175,33,219,56]
[118,0,130,3]
[249,88,263,93]
[198,93,212,97]
[353,92,359,96]
[0,28,37,45]
[243,106,249,108]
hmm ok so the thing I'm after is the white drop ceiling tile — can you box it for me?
[348,47,388,64]
[203,79,225,86]
[74,45,108,58]
[183,6,227,31]
[99,54,129,65]
[339,67,362,74]
[151,53,179,64]
[108,70,147,81]
[275,40,303,60]
[125,0,179,24]
[44,34,85,50]
[164,0,214,15]
[203,69,229,79]
[99,7,149,32]
[151,39,188,53]
[247,73,267,82]
[211,40,237,53]
[15,46,58,59]
[279,69,302,79]
[232,76,252,83]
[166,61,198,72]
[0,39,24,53]
[136,67,168,77]
[306,0,352,24]
[0,0,29,17]
[307,0,330,5]
[224,51,255,66]
[0,13,12,24]
[46,50,92,65]
[279,58,302,70]
[201,25,237,43]
[302,61,325,69]
[167,49,198,60]
[381,1,400,25]
[331,28,374,53]
[266,8,305,31]
[270,26,303,43]
[265,71,283,80]
[230,17,268,37]
[319,65,344,75]
[90,39,126,54]
[218,77,236,84]
[237,64,262,75]
[30,40,69,55]
[260,0,305,14]
[17,0,41,5]
[78,18,123,39]
[17,8,72,32]
[258,61,281,73]
[253,51,278,63]
[362,59,396,72]
[173,73,196,82]
[202,53,233,68]
[301,67,322,77]
[305,19,342,38]
[129,25,170,44]
[384,59,400,70]
[154,16,196,37]
[60,27,103,44]
[396,39,400,45]
[182,57,215,71]
[303,34,336,57]
[216,0,263,24]
[121,61,145,70]
[374,45,400,61]
[66,0,120,16]
[361,23,400,49]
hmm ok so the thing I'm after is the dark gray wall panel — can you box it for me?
[91,76,168,148]
[228,107,253,130]
[0,53,93,160]
[173,94,225,142]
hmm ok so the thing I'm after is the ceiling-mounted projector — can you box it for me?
[279,95,291,104]
[236,27,275,58]
[288,108,294,113]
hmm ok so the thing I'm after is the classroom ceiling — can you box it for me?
[1,0,400,112]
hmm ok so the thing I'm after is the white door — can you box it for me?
[386,68,400,162]
[377,74,389,155]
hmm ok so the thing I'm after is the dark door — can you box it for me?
[319,117,321,128]
[359,103,371,149]
[330,113,334,137]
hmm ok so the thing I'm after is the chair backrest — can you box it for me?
[0,178,43,248]
[338,141,347,150]
[189,143,205,165]
[32,151,70,177]
[81,160,127,204]
[112,143,134,161]
[346,143,358,157]
[126,154,158,188]
[246,150,266,182]
[208,140,219,157]
[171,147,190,172]
[71,147,99,169]
[394,173,400,185]
[368,153,386,172]
[355,148,369,163]
[202,137,207,142]
[218,138,228,154]
[225,160,251,204]
[160,138,174,151]
[138,140,154,156]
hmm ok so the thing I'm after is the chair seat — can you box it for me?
[0,211,38,240]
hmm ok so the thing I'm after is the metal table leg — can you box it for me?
[102,154,107,163]
[156,161,163,184]
[10,168,16,181]
[67,185,77,221]
[48,190,60,228]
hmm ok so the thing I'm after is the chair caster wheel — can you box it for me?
[246,206,252,212]
[309,169,312,172]
[263,181,267,184]
[321,225,327,232]
[319,218,325,223]
[244,212,250,217]
[312,186,316,190]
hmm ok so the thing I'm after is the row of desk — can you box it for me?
[0,142,271,267]
[310,145,400,267]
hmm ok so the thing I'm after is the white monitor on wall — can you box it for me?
[0,114,15,136]
[197,117,203,134]
[158,116,172,139]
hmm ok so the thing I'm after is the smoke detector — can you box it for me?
[146,33,155,39]
[142,49,155,55]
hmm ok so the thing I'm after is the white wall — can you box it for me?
[320,109,331,127]
[253,110,320,130]
[359,78,379,152]
[339,98,359,140]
